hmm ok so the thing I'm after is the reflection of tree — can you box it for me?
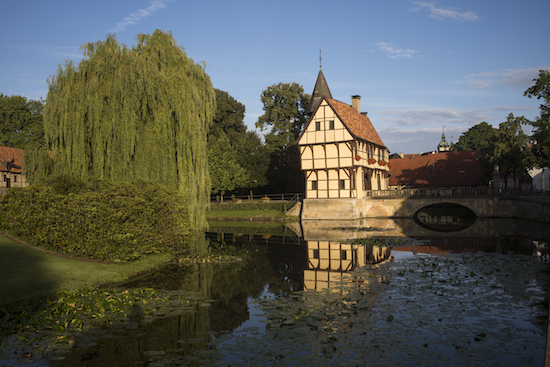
[52,306,213,366]
[208,236,309,297]
[265,244,307,296]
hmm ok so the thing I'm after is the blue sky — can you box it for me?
[1,0,549,154]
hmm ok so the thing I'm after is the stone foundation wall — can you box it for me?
[300,196,550,224]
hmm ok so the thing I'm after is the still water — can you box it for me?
[2,217,549,366]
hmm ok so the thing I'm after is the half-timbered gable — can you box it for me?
[298,92,389,200]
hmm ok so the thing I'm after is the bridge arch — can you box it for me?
[409,199,480,219]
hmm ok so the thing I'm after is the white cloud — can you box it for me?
[375,42,421,59]
[377,106,533,128]
[461,66,550,90]
[108,0,174,33]
[410,2,479,22]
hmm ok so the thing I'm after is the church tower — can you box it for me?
[437,127,450,152]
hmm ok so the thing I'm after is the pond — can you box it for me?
[1,217,549,366]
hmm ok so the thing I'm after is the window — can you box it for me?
[311,180,318,190]
[14,176,17,183]
[315,121,321,131]
[341,250,347,260]
[329,120,334,130]
[313,249,319,259]
[340,179,345,190]
[351,171,356,190]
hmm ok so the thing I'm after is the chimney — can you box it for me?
[399,152,404,159]
[351,95,361,113]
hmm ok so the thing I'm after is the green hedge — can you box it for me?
[208,201,297,212]
[0,175,193,263]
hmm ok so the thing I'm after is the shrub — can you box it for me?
[0,175,194,263]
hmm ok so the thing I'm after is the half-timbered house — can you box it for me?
[297,71,390,200]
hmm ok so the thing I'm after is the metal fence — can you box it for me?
[365,187,550,199]
[211,188,549,202]
[211,192,303,203]
[365,187,492,198]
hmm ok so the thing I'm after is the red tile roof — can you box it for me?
[0,146,24,174]
[325,98,386,148]
[389,151,483,188]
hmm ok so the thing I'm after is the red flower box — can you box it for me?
[378,160,387,166]
[368,158,377,164]
[355,155,361,161]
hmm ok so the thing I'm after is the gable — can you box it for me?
[297,97,387,149]
[298,99,353,145]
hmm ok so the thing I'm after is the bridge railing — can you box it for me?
[365,187,492,198]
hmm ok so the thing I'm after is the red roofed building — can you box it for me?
[0,146,28,194]
[297,70,389,199]
[389,151,484,189]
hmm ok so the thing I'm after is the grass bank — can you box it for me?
[206,201,299,221]
[0,234,172,306]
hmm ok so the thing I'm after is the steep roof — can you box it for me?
[0,146,24,174]
[305,69,333,117]
[389,151,483,188]
[326,98,386,148]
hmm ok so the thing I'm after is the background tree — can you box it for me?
[256,83,310,151]
[0,94,45,148]
[208,134,249,197]
[451,121,498,182]
[451,122,497,152]
[208,89,269,195]
[256,83,310,194]
[487,114,530,189]
[35,30,215,228]
[524,70,550,190]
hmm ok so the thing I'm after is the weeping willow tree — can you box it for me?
[36,30,215,228]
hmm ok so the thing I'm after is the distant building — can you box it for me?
[389,151,484,189]
[0,146,28,195]
[529,167,550,192]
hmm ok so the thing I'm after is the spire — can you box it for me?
[305,67,333,117]
[438,126,450,152]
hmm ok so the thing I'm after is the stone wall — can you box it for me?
[301,196,550,224]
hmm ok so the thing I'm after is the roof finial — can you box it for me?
[319,48,322,69]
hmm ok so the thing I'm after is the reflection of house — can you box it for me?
[297,70,390,199]
[389,151,484,189]
[304,240,390,291]
[0,146,28,195]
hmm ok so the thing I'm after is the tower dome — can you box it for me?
[438,129,450,152]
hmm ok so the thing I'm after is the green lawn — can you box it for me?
[0,234,172,306]
[206,209,286,220]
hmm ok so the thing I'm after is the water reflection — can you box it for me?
[414,203,477,232]
[7,218,549,366]
[304,240,391,291]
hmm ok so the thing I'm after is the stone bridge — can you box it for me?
[301,188,550,224]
